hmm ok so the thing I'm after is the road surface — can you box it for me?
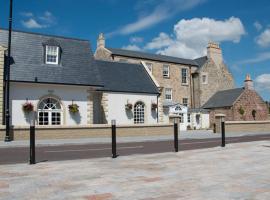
[1,134,270,165]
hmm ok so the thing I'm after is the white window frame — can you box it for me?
[46,45,59,65]
[201,73,208,84]
[38,97,63,126]
[181,68,188,84]
[134,102,145,124]
[163,65,170,78]
[165,88,172,101]
[187,113,191,123]
[183,98,188,107]
[145,62,153,73]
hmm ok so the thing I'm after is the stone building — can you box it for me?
[95,34,234,124]
[193,43,235,107]
[203,75,269,124]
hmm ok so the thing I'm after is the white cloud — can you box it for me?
[20,12,33,17]
[144,32,173,50]
[122,44,142,51]
[145,17,246,58]
[254,21,263,31]
[237,52,270,64]
[21,11,56,29]
[255,74,270,92]
[256,28,270,47]
[21,18,45,29]
[108,0,205,36]
[130,36,144,43]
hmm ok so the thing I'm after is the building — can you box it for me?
[0,29,160,126]
[95,34,234,126]
[203,74,269,124]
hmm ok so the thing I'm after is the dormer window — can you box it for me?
[45,45,59,65]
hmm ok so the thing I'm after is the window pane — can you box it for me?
[134,102,145,124]
[182,68,188,84]
[46,46,59,64]
[163,65,169,77]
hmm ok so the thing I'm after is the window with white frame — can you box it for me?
[46,46,59,64]
[146,62,153,73]
[202,73,208,84]
[163,65,170,78]
[165,88,172,101]
[187,113,191,123]
[181,68,188,84]
[183,98,188,107]
[179,113,184,123]
[134,102,145,124]
[38,97,62,125]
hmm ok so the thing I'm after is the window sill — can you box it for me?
[181,83,189,86]
[163,76,170,79]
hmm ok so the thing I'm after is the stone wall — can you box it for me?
[225,121,270,133]
[196,60,234,107]
[112,55,195,109]
[0,45,6,125]
[232,89,268,121]
[0,124,173,141]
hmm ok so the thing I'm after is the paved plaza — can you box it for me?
[1,141,270,200]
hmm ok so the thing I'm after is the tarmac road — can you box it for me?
[1,134,270,165]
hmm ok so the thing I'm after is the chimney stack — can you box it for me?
[244,74,254,90]
[97,33,105,49]
[207,41,223,66]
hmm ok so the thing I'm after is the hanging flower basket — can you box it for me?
[125,103,133,110]
[22,102,34,113]
[151,103,158,110]
[68,103,79,114]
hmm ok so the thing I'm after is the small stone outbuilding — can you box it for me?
[203,75,268,125]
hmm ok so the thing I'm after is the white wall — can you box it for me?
[106,92,158,125]
[10,82,89,126]
[189,112,210,130]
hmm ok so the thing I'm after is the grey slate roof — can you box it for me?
[0,29,103,87]
[108,48,199,66]
[194,56,207,68]
[96,60,159,94]
[202,88,245,109]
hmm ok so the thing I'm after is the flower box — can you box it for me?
[68,103,79,114]
[151,103,158,110]
[125,103,133,110]
[22,102,34,113]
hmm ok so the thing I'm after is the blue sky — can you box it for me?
[0,0,270,100]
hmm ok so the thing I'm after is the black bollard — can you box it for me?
[29,125,36,164]
[174,121,179,152]
[111,120,117,158]
[221,121,225,147]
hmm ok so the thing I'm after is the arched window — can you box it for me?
[134,102,145,124]
[38,97,62,125]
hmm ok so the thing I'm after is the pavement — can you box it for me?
[0,141,270,200]
[1,130,270,148]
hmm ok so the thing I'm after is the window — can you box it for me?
[202,73,208,84]
[165,88,172,101]
[38,97,62,125]
[183,98,188,107]
[134,102,145,124]
[187,113,191,123]
[163,65,170,78]
[181,68,188,84]
[146,62,153,73]
[46,46,59,64]
[179,113,184,123]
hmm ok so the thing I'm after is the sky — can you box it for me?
[0,0,270,100]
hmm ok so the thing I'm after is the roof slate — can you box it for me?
[0,29,103,87]
[202,88,245,109]
[96,60,159,94]
[108,48,199,66]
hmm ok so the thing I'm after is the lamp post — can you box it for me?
[4,0,13,142]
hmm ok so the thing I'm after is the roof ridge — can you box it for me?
[0,28,89,42]
[107,47,197,64]
[95,59,143,66]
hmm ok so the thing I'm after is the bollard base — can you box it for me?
[112,154,118,159]
[4,136,11,142]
